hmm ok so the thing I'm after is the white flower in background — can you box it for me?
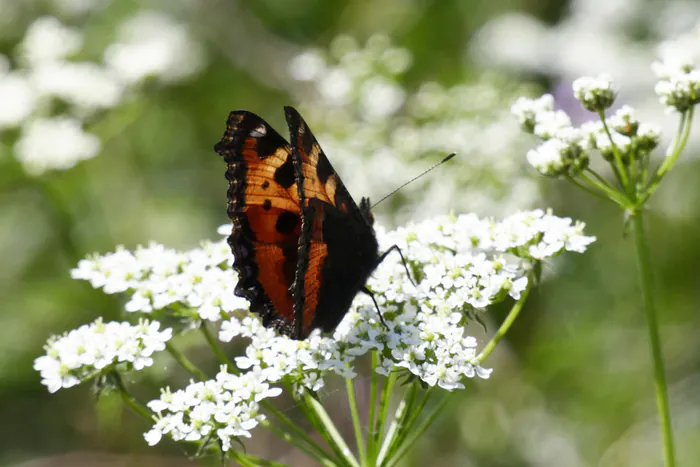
[288,50,326,81]
[14,117,101,175]
[30,62,124,111]
[104,10,204,84]
[511,94,554,131]
[34,318,172,393]
[360,77,406,119]
[0,73,35,129]
[19,16,82,66]
[144,367,281,450]
[533,110,572,139]
[288,36,539,220]
[573,75,617,112]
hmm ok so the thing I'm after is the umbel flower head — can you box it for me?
[69,211,594,391]
[34,318,172,393]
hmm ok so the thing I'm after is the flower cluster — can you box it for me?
[572,75,617,112]
[34,318,172,393]
[652,23,700,112]
[287,35,538,219]
[71,236,248,321]
[513,79,662,176]
[144,367,282,451]
[217,210,594,391]
[1,12,204,175]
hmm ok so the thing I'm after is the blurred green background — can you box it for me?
[2,0,700,465]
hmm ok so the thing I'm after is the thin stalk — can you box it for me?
[385,387,434,461]
[475,277,533,364]
[566,175,619,205]
[367,352,380,461]
[290,384,347,464]
[304,392,361,467]
[642,108,694,203]
[165,341,208,381]
[385,392,450,467]
[260,420,337,467]
[112,372,153,422]
[374,370,397,450]
[631,212,676,467]
[231,452,292,467]
[382,383,420,462]
[345,378,368,466]
[260,408,336,465]
[376,398,408,466]
[599,110,631,191]
[580,171,632,208]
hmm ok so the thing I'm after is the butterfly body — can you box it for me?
[215,107,379,339]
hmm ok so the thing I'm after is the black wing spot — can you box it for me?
[263,199,272,210]
[316,152,334,184]
[274,154,295,188]
[262,180,270,190]
[276,211,299,234]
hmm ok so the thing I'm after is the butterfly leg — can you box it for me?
[361,287,389,330]
[377,245,417,287]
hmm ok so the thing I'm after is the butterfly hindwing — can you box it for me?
[285,107,380,338]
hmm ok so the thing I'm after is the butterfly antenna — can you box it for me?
[371,153,456,209]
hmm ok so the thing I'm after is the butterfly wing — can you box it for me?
[214,111,301,336]
[285,106,379,339]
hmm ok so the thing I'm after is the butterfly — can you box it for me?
[214,106,409,340]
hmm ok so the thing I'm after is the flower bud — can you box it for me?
[572,75,617,112]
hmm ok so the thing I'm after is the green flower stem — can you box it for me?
[367,352,380,461]
[165,341,208,381]
[641,107,694,204]
[631,212,676,467]
[383,383,423,462]
[304,391,361,467]
[474,277,533,364]
[345,378,368,466]
[566,175,619,205]
[373,370,397,455]
[386,392,450,467]
[376,395,408,466]
[289,384,345,463]
[386,387,434,461]
[230,450,293,467]
[598,110,631,192]
[579,171,632,208]
[260,419,337,467]
[200,322,237,373]
[111,371,154,422]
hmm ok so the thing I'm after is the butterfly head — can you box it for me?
[359,197,375,226]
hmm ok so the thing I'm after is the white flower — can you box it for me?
[533,110,572,139]
[360,77,405,118]
[526,139,570,176]
[651,25,700,111]
[19,17,82,66]
[14,117,101,175]
[572,75,617,112]
[607,105,638,135]
[511,94,554,131]
[0,73,35,129]
[145,367,280,450]
[30,61,124,111]
[34,318,172,393]
[288,50,326,81]
[104,11,204,84]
